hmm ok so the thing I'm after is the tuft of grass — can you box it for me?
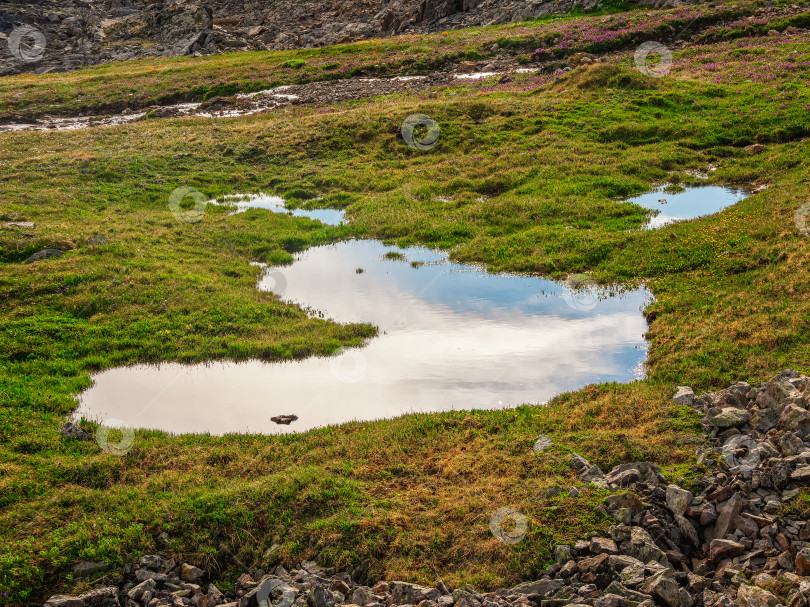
[383,252,406,261]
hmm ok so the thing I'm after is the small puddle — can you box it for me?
[0,90,297,133]
[0,70,537,133]
[455,72,501,80]
[217,193,345,225]
[626,185,748,229]
[74,229,651,435]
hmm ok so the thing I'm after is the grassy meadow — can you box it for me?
[1,0,809,604]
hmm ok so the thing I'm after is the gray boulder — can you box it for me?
[24,248,64,264]
[73,561,109,577]
[533,434,553,452]
[665,485,693,515]
[507,579,563,597]
[60,422,91,441]
[639,571,681,607]
[44,587,119,607]
[736,584,781,607]
[672,386,695,407]
[708,407,750,428]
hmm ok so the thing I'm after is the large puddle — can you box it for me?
[626,185,748,229]
[73,184,751,435]
[74,211,651,434]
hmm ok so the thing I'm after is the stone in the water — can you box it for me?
[533,434,553,452]
[24,248,63,264]
[271,414,299,425]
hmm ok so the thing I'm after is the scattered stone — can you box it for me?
[605,468,639,487]
[202,583,226,607]
[589,537,618,555]
[533,434,553,452]
[180,562,204,582]
[72,561,109,577]
[745,144,766,154]
[796,548,810,576]
[569,453,591,472]
[264,543,282,565]
[38,370,810,607]
[709,539,745,561]
[60,422,91,441]
[639,571,680,607]
[129,578,156,601]
[5,221,35,229]
[581,464,606,483]
[736,584,781,607]
[42,597,85,607]
[779,403,810,432]
[352,587,373,606]
[791,466,810,483]
[708,407,751,428]
[139,554,165,570]
[672,386,695,407]
[713,492,744,539]
[44,587,118,607]
[665,485,693,515]
[781,432,805,456]
[24,249,64,264]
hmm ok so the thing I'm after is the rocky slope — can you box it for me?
[0,0,695,76]
[43,369,810,607]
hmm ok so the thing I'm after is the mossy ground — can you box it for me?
[1,1,809,604]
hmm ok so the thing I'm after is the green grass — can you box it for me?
[0,0,777,121]
[1,3,810,605]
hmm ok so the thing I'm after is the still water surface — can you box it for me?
[626,186,748,229]
[74,201,652,434]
